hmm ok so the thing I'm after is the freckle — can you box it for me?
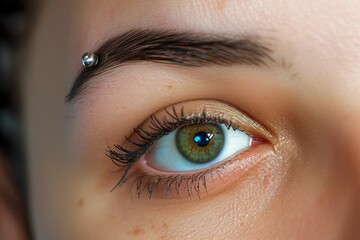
[131,227,145,236]
[162,223,168,230]
[216,0,226,12]
[166,85,173,90]
[151,224,156,230]
[77,198,84,207]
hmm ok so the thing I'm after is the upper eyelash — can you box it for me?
[107,106,251,192]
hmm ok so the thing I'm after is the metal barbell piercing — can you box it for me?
[81,52,98,67]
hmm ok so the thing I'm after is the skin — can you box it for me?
[4,0,359,239]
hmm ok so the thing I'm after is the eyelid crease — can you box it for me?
[122,99,272,151]
[192,100,273,140]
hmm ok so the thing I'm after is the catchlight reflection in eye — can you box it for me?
[144,123,251,172]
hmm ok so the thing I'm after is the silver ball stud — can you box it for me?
[81,52,98,67]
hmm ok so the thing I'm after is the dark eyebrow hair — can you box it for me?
[66,29,274,102]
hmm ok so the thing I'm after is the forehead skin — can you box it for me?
[26,0,360,239]
[71,0,360,122]
[73,0,360,86]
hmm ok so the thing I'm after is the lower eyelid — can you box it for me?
[125,143,273,200]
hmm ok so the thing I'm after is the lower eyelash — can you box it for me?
[125,160,230,199]
[106,105,251,196]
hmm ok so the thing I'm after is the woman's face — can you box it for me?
[25,0,360,239]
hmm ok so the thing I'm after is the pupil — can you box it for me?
[193,131,211,147]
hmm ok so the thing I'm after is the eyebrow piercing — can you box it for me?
[81,52,98,67]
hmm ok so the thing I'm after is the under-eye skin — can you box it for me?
[107,99,273,199]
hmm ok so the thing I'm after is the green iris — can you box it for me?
[176,123,224,164]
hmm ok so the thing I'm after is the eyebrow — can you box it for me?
[66,29,274,102]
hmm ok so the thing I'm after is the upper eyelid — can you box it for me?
[119,99,273,149]
[198,100,274,139]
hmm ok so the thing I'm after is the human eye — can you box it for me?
[107,99,273,199]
